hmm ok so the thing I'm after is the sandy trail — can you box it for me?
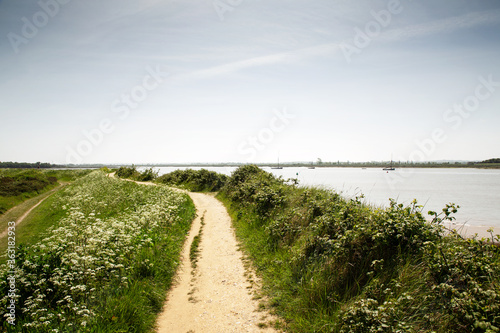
[156,192,277,333]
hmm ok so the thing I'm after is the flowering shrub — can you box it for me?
[0,171,195,331]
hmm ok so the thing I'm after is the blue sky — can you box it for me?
[1,0,499,164]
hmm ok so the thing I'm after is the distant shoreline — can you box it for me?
[442,222,498,240]
[2,161,500,170]
[120,162,500,169]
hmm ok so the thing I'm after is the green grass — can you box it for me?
[217,165,500,332]
[190,234,201,269]
[189,214,205,269]
[42,169,93,182]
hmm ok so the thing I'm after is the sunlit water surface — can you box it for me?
[150,167,500,229]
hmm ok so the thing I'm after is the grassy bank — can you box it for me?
[218,165,500,332]
[0,169,91,215]
[0,171,195,332]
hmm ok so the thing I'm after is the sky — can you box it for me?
[1,0,499,164]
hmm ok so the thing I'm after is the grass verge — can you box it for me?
[0,171,196,332]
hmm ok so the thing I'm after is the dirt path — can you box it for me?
[109,173,279,331]
[156,192,278,333]
[0,184,65,239]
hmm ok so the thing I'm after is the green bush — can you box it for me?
[99,166,111,173]
[115,166,159,182]
[115,166,140,179]
[156,169,228,192]
[136,168,159,181]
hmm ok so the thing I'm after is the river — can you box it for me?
[149,166,500,230]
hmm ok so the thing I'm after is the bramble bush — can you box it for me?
[218,165,500,332]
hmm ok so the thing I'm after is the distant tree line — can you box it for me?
[481,158,500,164]
[0,161,62,169]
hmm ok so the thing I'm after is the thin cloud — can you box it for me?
[382,10,500,42]
[172,10,500,82]
[176,43,340,81]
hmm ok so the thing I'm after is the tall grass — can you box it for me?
[218,165,500,332]
[0,171,195,332]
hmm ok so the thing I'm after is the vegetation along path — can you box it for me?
[156,192,277,333]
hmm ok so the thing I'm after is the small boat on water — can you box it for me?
[271,158,283,169]
[383,159,395,171]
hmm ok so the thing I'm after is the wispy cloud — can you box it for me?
[172,9,500,82]
[175,43,340,81]
[382,10,500,42]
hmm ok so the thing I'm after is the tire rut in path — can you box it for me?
[156,192,277,333]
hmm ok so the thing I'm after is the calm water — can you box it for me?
[150,166,500,229]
